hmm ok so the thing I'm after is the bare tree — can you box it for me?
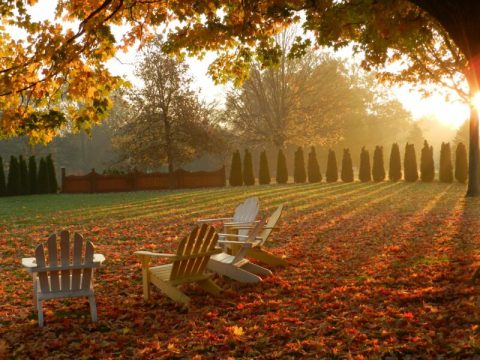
[224,29,368,149]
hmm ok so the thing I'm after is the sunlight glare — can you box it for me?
[472,93,480,112]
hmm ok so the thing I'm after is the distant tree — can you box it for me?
[37,157,50,194]
[258,150,271,185]
[243,149,255,186]
[7,156,21,196]
[46,154,58,193]
[406,123,424,151]
[372,146,385,182]
[453,121,468,148]
[404,143,419,182]
[0,157,6,196]
[276,149,288,184]
[224,31,361,149]
[455,142,468,184]
[307,146,321,183]
[229,151,243,186]
[388,143,402,182]
[359,147,371,182]
[325,149,338,183]
[439,142,454,183]
[341,149,354,183]
[111,38,225,187]
[294,147,307,183]
[19,155,29,195]
[28,156,38,194]
[420,140,435,182]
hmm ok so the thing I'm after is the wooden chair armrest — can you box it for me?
[218,233,249,238]
[134,251,177,258]
[218,240,253,248]
[224,220,259,226]
[135,249,222,260]
[22,257,37,268]
[197,217,234,223]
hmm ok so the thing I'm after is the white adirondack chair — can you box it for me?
[21,230,105,326]
[207,217,273,283]
[197,197,260,234]
[228,204,287,267]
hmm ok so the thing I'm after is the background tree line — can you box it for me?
[0,32,467,181]
[227,141,468,186]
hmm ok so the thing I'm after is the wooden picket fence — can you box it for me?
[61,167,226,193]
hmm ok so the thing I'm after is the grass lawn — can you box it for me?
[2,182,480,358]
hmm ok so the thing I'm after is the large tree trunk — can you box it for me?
[407,1,480,196]
[163,115,176,189]
[467,106,479,196]
[466,55,480,197]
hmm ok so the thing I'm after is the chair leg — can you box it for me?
[140,258,151,301]
[37,299,44,327]
[32,275,38,313]
[150,276,190,305]
[247,248,288,267]
[89,295,98,322]
[197,278,222,296]
[242,262,273,276]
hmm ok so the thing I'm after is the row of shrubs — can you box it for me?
[229,141,468,186]
[0,155,58,196]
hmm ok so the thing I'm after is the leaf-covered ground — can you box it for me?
[2,182,480,358]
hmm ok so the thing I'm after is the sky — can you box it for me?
[16,0,473,130]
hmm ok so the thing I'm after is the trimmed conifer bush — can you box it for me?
[28,156,38,194]
[7,156,21,196]
[307,146,321,183]
[455,142,468,184]
[276,149,288,184]
[258,150,271,185]
[243,149,255,185]
[388,143,402,181]
[229,150,243,186]
[46,154,58,193]
[439,142,454,183]
[420,140,435,182]
[294,147,306,183]
[359,147,371,182]
[0,157,6,196]
[38,157,50,193]
[341,149,354,183]
[372,146,386,182]
[325,149,338,183]
[404,143,419,182]
[19,155,29,195]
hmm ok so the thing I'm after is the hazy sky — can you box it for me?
[16,0,472,129]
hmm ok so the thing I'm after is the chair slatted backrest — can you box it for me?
[258,205,284,246]
[232,216,268,263]
[34,230,96,294]
[170,224,218,281]
[233,197,259,223]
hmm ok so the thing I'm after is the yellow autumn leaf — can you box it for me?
[229,325,244,336]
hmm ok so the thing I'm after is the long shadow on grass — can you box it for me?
[297,183,476,356]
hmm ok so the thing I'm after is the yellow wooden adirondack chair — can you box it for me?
[135,224,222,305]
[227,204,287,267]
[21,230,105,327]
